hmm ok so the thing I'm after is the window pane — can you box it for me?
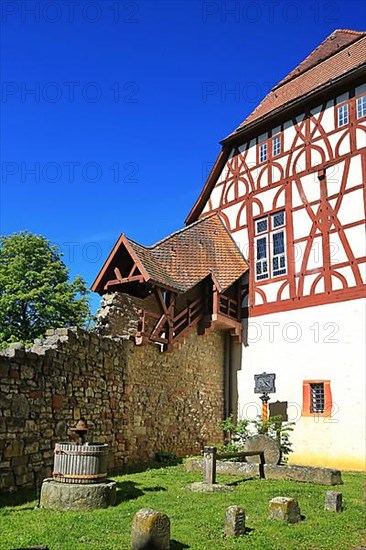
[256,236,269,280]
[273,232,285,255]
[338,104,349,126]
[272,135,281,156]
[260,144,267,162]
[357,96,366,118]
[256,217,268,234]
[272,210,285,228]
[256,237,267,259]
[310,383,325,413]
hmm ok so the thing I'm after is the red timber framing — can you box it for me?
[185,84,366,317]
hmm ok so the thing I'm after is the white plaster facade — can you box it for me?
[193,54,366,470]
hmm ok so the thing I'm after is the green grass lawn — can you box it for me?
[0,464,365,550]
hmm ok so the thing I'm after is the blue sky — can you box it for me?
[1,0,365,312]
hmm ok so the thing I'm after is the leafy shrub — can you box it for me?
[219,414,295,462]
[155,450,178,464]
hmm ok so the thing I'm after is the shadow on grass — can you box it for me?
[111,459,183,476]
[224,477,257,487]
[143,486,167,493]
[0,488,37,508]
[171,541,190,549]
[115,481,144,504]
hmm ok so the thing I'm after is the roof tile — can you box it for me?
[227,30,366,137]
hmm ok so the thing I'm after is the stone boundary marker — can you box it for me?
[131,508,170,550]
[185,458,343,485]
[268,497,301,523]
[325,491,343,512]
[225,506,246,536]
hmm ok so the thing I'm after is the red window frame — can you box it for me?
[302,380,332,418]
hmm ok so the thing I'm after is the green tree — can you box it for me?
[0,231,91,347]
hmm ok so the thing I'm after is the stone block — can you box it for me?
[52,394,64,409]
[0,469,15,489]
[265,464,343,486]
[224,505,245,536]
[131,508,170,550]
[11,394,30,418]
[4,439,24,459]
[188,482,233,493]
[268,497,301,523]
[184,459,343,486]
[325,491,343,512]
[40,479,116,511]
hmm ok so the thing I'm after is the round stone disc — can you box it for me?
[243,435,281,465]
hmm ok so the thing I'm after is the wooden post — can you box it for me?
[203,446,217,485]
[259,452,265,479]
[260,394,270,424]
[212,285,219,320]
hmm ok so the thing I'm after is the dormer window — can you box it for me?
[257,129,283,164]
[337,104,349,127]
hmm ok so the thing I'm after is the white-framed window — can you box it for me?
[356,95,366,119]
[337,104,349,127]
[254,209,287,281]
[272,135,281,156]
[259,143,267,163]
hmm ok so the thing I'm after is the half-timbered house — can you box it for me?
[93,29,366,470]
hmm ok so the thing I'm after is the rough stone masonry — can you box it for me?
[0,292,225,491]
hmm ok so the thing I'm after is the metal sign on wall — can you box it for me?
[254,372,276,394]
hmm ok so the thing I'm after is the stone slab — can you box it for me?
[265,464,343,485]
[185,458,343,485]
[185,458,258,477]
[40,478,116,510]
[187,482,233,493]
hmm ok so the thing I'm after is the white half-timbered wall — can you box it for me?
[200,83,366,470]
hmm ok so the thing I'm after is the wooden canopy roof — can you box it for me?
[91,214,249,295]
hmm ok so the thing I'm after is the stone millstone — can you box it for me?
[243,435,281,465]
[40,478,116,511]
[131,508,170,550]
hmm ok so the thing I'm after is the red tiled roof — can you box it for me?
[227,30,366,138]
[92,214,248,294]
[276,29,365,87]
[186,29,366,225]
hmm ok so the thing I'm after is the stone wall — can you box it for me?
[96,291,160,340]
[0,296,225,491]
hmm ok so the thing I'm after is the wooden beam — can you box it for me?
[114,267,123,281]
[104,274,144,289]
